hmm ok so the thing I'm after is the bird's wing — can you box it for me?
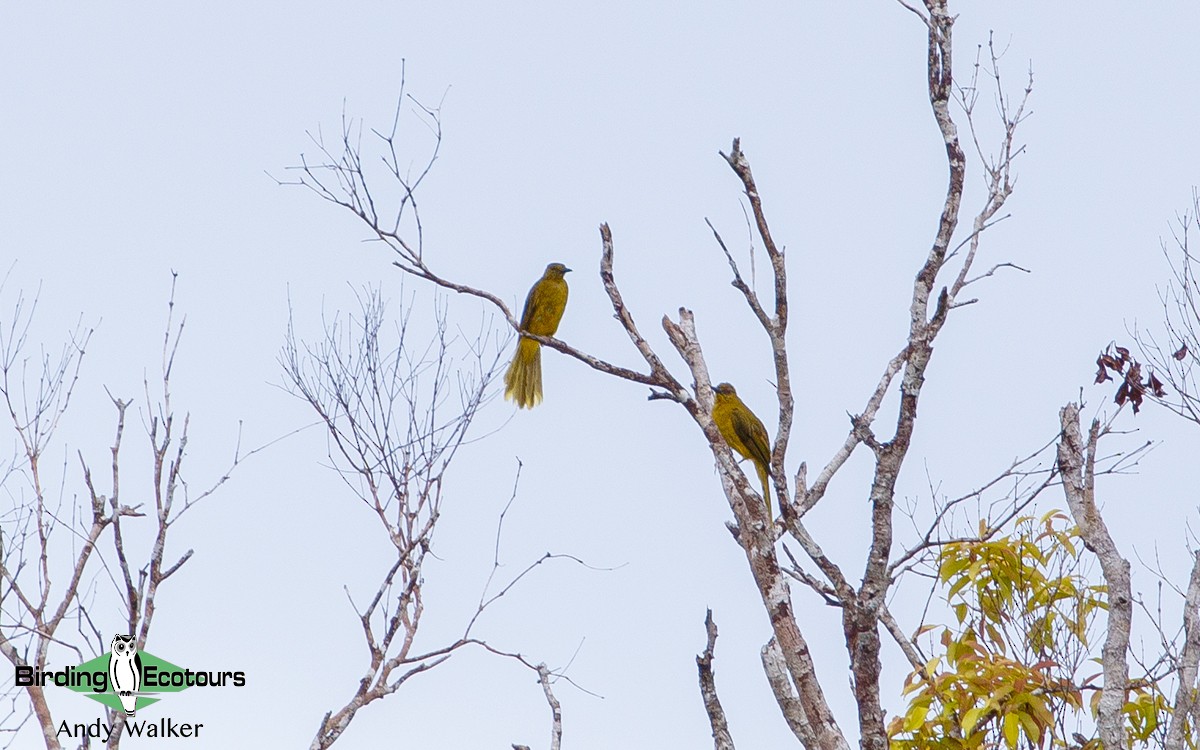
[518,283,539,331]
[731,408,771,469]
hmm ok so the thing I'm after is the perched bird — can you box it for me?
[712,382,773,517]
[504,262,571,409]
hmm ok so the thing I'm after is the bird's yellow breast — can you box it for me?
[522,276,569,337]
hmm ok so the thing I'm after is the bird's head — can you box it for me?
[544,262,572,278]
[715,382,736,396]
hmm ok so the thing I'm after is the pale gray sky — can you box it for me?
[3,2,1199,747]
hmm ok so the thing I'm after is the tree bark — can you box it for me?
[1057,403,1130,750]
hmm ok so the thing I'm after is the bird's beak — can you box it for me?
[564,267,573,273]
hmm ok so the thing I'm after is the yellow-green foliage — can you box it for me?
[889,511,1176,749]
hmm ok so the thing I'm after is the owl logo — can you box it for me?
[108,635,142,717]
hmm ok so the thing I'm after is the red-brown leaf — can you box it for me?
[1149,372,1166,397]
[1127,375,1145,413]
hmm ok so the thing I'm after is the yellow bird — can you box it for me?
[504,262,571,409]
[712,382,773,517]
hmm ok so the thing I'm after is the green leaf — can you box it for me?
[939,552,969,582]
[948,573,972,600]
[903,702,928,732]
[962,706,985,735]
[1019,710,1042,744]
[923,656,942,678]
[1003,712,1020,749]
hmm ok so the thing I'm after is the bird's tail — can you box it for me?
[503,338,543,409]
[756,463,772,519]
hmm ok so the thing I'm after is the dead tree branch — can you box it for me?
[696,610,735,750]
[0,277,248,750]
[286,3,1029,748]
[1165,551,1200,750]
[1057,403,1131,750]
[284,289,585,750]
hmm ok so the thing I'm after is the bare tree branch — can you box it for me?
[1165,551,1200,750]
[537,664,563,750]
[0,277,250,749]
[1057,403,1131,750]
[285,289,586,749]
[761,637,816,746]
[285,4,1029,749]
[696,609,735,750]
